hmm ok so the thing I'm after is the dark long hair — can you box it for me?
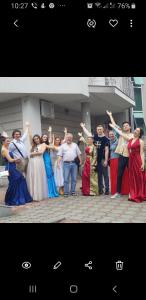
[139,128,144,139]
[41,134,49,145]
[0,136,7,145]
[31,134,41,152]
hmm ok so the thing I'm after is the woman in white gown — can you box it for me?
[27,134,49,201]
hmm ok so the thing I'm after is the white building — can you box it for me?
[0,77,135,139]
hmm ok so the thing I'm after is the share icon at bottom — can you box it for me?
[84,261,93,270]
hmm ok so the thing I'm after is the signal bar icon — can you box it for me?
[103,3,109,9]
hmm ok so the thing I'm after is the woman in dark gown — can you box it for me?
[1,136,32,206]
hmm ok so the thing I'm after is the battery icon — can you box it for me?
[131,3,136,9]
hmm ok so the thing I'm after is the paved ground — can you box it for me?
[1,182,146,223]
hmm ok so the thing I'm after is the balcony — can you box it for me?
[88,77,135,115]
[89,77,135,101]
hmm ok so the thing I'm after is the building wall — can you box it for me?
[0,77,89,96]
[0,98,23,136]
[41,104,82,141]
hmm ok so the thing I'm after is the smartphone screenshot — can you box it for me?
[0,1,146,299]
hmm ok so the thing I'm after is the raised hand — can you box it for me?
[106,110,112,117]
[80,123,85,128]
[25,122,30,127]
[48,126,52,132]
[78,132,83,137]
[64,127,68,134]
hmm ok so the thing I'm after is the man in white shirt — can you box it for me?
[57,133,82,197]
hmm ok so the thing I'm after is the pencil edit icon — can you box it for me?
[53,261,62,270]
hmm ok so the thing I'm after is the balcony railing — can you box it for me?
[89,77,135,100]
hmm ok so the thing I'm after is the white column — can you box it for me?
[21,96,42,135]
[81,102,91,133]
[21,96,42,153]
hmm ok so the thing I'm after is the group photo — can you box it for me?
[0,77,146,223]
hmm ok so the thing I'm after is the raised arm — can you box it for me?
[21,122,30,142]
[52,133,55,146]
[106,111,118,128]
[48,126,52,143]
[78,132,87,145]
[80,123,92,137]
[27,125,33,145]
[61,128,68,144]
[64,127,68,137]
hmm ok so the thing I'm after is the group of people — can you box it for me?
[0,124,82,205]
[80,110,146,203]
[0,110,146,206]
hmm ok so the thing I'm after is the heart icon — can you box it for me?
[109,19,118,27]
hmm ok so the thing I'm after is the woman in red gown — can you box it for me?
[109,125,146,203]
[128,129,146,202]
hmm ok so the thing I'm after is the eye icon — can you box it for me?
[22,261,31,269]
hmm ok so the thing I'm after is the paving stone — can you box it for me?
[1,186,146,223]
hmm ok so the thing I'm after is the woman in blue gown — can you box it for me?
[41,134,59,198]
[1,136,33,206]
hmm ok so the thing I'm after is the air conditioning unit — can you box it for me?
[40,100,55,119]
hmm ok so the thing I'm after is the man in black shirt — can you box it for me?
[80,123,110,195]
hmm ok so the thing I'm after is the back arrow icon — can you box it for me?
[14,20,19,27]
[113,285,117,293]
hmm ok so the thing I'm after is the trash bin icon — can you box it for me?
[116,260,124,270]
